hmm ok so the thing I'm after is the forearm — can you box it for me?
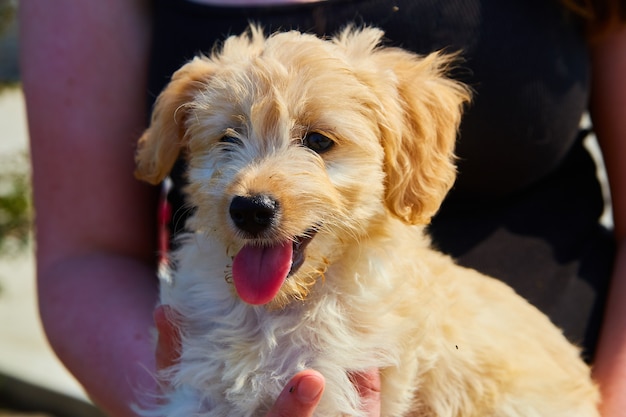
[38,253,159,416]
[590,26,626,417]
[592,241,626,416]
[19,1,159,414]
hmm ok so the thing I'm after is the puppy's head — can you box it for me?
[136,26,470,307]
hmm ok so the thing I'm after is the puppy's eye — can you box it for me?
[220,134,243,149]
[303,132,334,154]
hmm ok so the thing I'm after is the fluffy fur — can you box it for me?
[135,26,599,417]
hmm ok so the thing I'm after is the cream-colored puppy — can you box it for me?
[135,26,599,417]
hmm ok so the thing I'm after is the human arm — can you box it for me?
[19,1,159,416]
[588,25,626,417]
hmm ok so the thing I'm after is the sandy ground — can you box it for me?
[0,87,91,402]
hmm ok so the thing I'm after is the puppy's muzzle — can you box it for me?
[229,194,280,237]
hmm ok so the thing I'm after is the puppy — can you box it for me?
[135,26,599,417]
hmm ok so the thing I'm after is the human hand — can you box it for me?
[268,368,381,417]
[154,305,181,370]
[153,305,381,416]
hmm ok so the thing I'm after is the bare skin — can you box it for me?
[589,25,626,417]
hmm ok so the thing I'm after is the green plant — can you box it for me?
[0,153,32,254]
[0,0,16,37]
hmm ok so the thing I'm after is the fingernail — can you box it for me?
[295,375,324,403]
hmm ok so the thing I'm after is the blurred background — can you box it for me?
[0,1,105,415]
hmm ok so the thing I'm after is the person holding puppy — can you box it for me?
[19,0,626,416]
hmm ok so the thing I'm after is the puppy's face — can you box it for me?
[136,27,470,308]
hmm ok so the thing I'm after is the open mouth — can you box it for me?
[289,229,317,276]
[231,228,318,305]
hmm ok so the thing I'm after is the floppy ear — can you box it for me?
[374,48,471,225]
[135,57,215,185]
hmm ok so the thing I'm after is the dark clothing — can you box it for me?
[148,0,615,360]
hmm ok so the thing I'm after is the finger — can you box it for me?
[154,305,181,370]
[350,368,381,417]
[265,370,325,417]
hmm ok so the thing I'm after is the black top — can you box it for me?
[147,0,615,360]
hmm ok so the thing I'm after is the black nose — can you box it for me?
[229,195,279,236]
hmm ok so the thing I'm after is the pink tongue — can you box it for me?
[232,242,293,305]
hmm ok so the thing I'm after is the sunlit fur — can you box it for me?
[135,26,599,417]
